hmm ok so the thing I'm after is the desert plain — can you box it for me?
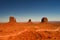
[0,16,60,40]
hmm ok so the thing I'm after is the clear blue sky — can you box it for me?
[0,0,60,22]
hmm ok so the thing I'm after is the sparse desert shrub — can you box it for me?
[0,30,3,32]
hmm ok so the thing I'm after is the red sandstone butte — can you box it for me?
[9,16,16,23]
[41,17,48,23]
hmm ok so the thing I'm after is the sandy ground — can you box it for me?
[0,22,60,40]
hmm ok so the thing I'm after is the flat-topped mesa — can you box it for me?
[41,17,48,23]
[9,16,16,23]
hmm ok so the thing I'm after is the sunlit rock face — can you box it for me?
[41,17,48,23]
[9,16,16,23]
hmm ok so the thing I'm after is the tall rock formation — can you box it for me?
[9,16,16,23]
[28,19,31,22]
[41,17,48,23]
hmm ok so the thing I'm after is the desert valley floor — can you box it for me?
[0,22,60,40]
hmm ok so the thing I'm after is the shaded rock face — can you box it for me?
[28,19,31,22]
[41,17,48,23]
[9,16,16,23]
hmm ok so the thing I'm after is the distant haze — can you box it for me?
[0,0,60,22]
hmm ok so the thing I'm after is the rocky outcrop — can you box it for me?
[41,17,48,23]
[9,16,16,23]
[28,19,31,22]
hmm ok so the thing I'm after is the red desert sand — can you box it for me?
[0,16,60,40]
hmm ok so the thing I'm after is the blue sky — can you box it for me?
[0,0,60,22]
